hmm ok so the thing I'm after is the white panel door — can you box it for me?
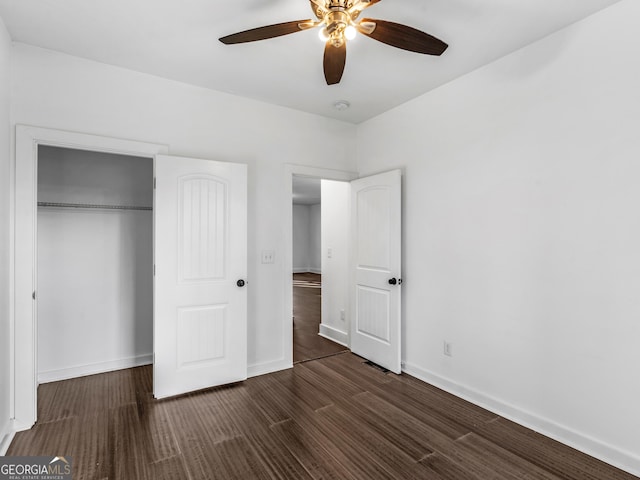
[350,170,402,373]
[154,155,247,398]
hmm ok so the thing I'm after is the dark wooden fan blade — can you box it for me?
[357,18,448,55]
[219,20,313,44]
[323,42,347,85]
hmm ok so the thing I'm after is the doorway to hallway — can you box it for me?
[285,166,357,368]
[293,272,347,363]
[291,175,349,363]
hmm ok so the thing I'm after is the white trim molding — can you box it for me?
[247,358,292,379]
[0,421,16,456]
[319,324,349,347]
[37,354,153,384]
[403,362,640,478]
[292,268,322,274]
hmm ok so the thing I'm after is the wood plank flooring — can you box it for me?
[293,272,348,363]
[8,353,638,480]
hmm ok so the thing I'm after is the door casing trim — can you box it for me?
[282,164,358,369]
[12,124,168,430]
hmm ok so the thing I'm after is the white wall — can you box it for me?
[309,203,321,273]
[11,43,357,376]
[0,15,12,454]
[292,204,310,273]
[292,203,321,274]
[38,146,154,206]
[37,147,153,382]
[320,180,350,345]
[356,0,640,475]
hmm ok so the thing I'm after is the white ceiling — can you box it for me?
[0,0,621,123]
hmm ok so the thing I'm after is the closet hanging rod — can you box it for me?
[37,202,152,211]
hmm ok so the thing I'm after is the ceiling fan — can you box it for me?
[219,0,448,85]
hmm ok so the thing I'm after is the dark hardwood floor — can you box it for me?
[293,272,348,363]
[8,353,638,480]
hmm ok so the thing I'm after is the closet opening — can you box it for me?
[36,145,154,384]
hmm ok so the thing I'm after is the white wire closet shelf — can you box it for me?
[37,201,152,211]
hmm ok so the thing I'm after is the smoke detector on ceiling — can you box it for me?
[333,100,351,111]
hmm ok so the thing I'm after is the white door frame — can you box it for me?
[12,125,168,430]
[282,164,357,366]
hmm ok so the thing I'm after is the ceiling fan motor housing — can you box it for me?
[326,11,351,47]
[328,0,352,8]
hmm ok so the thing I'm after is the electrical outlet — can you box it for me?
[261,250,275,264]
[327,248,332,259]
[444,341,453,357]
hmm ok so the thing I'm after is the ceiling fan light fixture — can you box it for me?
[344,25,357,40]
[318,27,330,42]
[330,33,345,48]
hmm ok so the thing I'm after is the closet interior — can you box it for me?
[36,145,154,383]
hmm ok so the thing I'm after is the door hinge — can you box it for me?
[153,178,156,189]
[153,264,156,276]
[32,291,36,300]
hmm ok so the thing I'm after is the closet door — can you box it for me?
[154,155,247,399]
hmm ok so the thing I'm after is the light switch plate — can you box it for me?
[261,250,275,264]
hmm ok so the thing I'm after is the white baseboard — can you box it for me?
[402,362,640,478]
[38,354,153,384]
[319,324,349,347]
[0,420,16,455]
[292,268,322,274]
[248,358,292,378]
